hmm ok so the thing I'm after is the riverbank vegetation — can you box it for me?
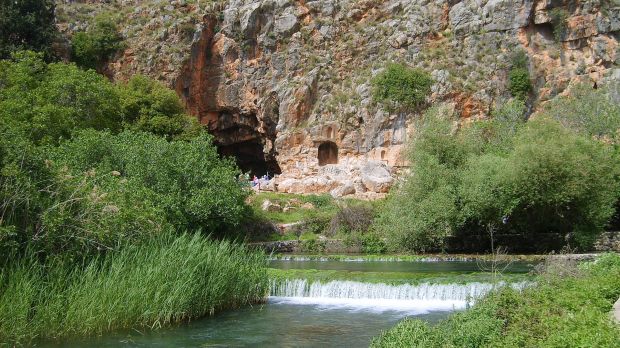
[0,234,267,343]
[248,192,384,248]
[0,52,267,345]
[377,85,620,253]
[372,253,620,347]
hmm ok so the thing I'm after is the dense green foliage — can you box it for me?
[372,63,433,110]
[508,68,531,100]
[377,92,620,252]
[118,75,202,139]
[0,52,122,145]
[0,53,245,261]
[0,234,268,344]
[0,129,248,261]
[71,15,124,70]
[540,83,620,140]
[371,253,620,347]
[52,130,248,236]
[0,51,266,345]
[0,0,57,59]
[0,52,199,145]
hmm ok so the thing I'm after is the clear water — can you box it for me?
[36,301,451,348]
[37,259,531,347]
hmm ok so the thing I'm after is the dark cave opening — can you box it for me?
[217,140,281,177]
[318,141,338,166]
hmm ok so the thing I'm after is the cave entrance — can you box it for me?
[318,141,338,166]
[217,140,281,177]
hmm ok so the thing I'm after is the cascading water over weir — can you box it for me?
[269,279,529,314]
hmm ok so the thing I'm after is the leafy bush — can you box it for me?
[508,68,531,100]
[372,63,433,110]
[0,51,122,145]
[0,0,58,59]
[71,15,124,70]
[376,96,620,252]
[0,53,201,144]
[300,238,327,253]
[0,233,268,344]
[119,75,202,139]
[328,203,375,235]
[0,127,249,261]
[540,82,620,140]
[510,49,528,70]
[361,233,387,254]
[371,253,620,347]
[50,130,249,237]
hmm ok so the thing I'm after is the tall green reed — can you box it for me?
[0,233,268,344]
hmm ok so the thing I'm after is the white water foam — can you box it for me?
[268,296,466,314]
[269,279,529,313]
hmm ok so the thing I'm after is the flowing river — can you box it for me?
[39,257,537,347]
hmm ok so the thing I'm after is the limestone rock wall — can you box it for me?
[57,0,620,198]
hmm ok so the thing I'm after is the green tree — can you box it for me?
[50,130,249,238]
[0,52,122,145]
[0,0,58,59]
[540,82,620,141]
[377,99,619,252]
[118,75,202,140]
[508,68,531,100]
[372,63,433,110]
[71,15,124,70]
[0,53,200,144]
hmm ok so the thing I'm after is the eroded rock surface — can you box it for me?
[57,0,620,197]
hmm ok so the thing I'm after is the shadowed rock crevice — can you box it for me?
[218,139,281,177]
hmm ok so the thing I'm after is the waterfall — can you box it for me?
[269,279,529,314]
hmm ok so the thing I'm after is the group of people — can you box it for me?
[238,172,272,191]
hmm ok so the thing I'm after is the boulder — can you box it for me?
[360,161,394,193]
[262,200,283,212]
[330,183,356,198]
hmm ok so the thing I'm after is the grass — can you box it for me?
[247,192,337,224]
[0,234,268,345]
[371,253,620,347]
[268,268,534,286]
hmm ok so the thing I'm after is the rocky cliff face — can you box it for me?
[57,0,620,198]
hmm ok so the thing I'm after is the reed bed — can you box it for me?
[0,233,268,345]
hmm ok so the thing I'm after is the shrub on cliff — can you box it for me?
[549,8,569,42]
[71,15,124,70]
[0,0,58,60]
[372,63,433,110]
[508,68,531,100]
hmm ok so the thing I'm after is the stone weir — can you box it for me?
[58,0,620,198]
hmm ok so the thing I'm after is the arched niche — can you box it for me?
[318,141,338,166]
